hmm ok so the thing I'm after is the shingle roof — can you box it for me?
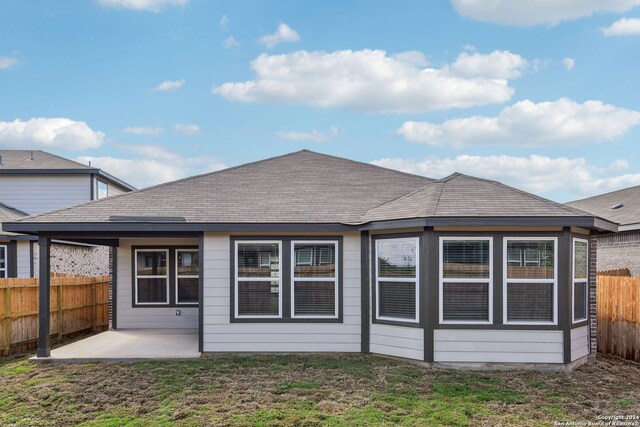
[0,202,27,237]
[16,150,433,225]
[5,151,601,229]
[567,185,640,227]
[361,173,590,223]
[0,150,94,170]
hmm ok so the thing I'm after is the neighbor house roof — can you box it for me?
[0,202,28,237]
[2,150,616,234]
[0,150,135,191]
[568,185,640,231]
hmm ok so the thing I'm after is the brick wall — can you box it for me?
[596,231,640,276]
[589,233,598,355]
[33,243,110,277]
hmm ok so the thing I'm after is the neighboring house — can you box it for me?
[4,150,615,368]
[0,150,135,278]
[568,185,640,276]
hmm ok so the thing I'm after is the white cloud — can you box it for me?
[174,124,200,136]
[259,23,301,48]
[213,49,516,113]
[371,154,640,198]
[277,127,338,143]
[397,98,640,147]
[450,50,528,79]
[391,51,429,67]
[0,118,104,151]
[123,126,164,135]
[219,14,228,28]
[602,17,640,36]
[0,56,18,70]
[451,0,640,26]
[562,57,575,71]
[97,0,188,12]
[223,36,240,49]
[153,79,185,92]
[76,153,225,188]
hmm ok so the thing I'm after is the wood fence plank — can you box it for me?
[0,275,110,355]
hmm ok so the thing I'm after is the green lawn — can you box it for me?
[0,353,638,426]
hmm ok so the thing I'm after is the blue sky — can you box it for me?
[1,0,640,202]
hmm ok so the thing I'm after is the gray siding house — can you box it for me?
[4,150,615,368]
[0,150,134,278]
[568,186,640,276]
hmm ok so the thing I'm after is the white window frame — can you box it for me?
[572,238,589,323]
[235,240,282,319]
[290,240,339,319]
[175,249,199,305]
[0,244,7,279]
[439,237,493,325]
[95,179,109,200]
[134,249,170,305]
[375,237,420,324]
[503,237,558,325]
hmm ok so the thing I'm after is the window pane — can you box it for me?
[442,240,490,279]
[0,246,5,269]
[378,281,416,320]
[178,251,199,276]
[574,282,587,321]
[238,281,279,316]
[507,282,553,322]
[137,251,167,276]
[137,278,167,303]
[506,241,554,279]
[294,243,335,278]
[442,282,489,321]
[237,243,279,278]
[574,241,588,280]
[178,277,199,304]
[97,181,108,199]
[377,239,417,278]
[294,281,335,316]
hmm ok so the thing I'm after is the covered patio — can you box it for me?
[30,329,200,363]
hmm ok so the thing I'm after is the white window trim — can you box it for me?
[0,244,7,278]
[235,240,282,319]
[503,237,558,326]
[572,238,589,324]
[134,249,170,305]
[290,240,339,319]
[375,237,420,323]
[439,237,493,325]
[175,249,199,305]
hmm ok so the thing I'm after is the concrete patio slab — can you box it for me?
[30,329,200,363]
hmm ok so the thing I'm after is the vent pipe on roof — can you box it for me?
[610,203,624,210]
[29,151,34,160]
[0,155,3,165]
[89,161,92,167]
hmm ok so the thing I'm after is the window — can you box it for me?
[573,239,588,323]
[440,238,492,324]
[96,179,108,199]
[135,250,169,304]
[235,241,282,318]
[375,237,419,323]
[291,241,338,318]
[504,238,557,324]
[176,250,199,304]
[0,245,6,278]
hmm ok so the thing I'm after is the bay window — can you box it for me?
[375,237,419,323]
[440,238,492,324]
[573,239,589,323]
[504,238,557,324]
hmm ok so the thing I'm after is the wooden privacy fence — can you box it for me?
[0,275,110,356]
[597,274,640,362]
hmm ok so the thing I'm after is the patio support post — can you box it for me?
[38,236,51,358]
